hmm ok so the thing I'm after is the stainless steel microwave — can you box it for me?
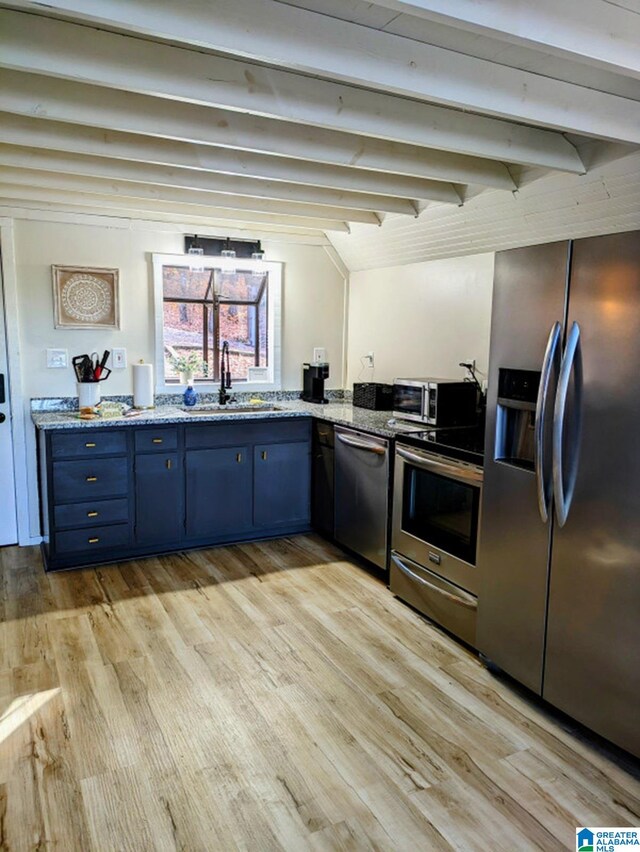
[392,378,477,426]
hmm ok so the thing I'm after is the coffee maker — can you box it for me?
[301,362,329,404]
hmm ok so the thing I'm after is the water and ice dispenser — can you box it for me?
[494,368,540,471]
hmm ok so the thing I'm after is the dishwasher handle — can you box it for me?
[336,433,387,455]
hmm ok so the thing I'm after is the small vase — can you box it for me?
[183,384,198,407]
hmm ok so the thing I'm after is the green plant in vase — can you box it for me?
[168,352,205,385]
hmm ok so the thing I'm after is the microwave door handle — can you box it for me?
[391,553,478,610]
[534,321,562,523]
[396,446,482,484]
[336,433,387,455]
[552,322,583,528]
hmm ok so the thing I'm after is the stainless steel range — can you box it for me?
[390,430,484,646]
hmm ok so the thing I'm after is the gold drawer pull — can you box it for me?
[86,476,98,482]
[261,450,267,460]
[85,442,96,448]
[166,459,172,470]
[152,438,163,444]
[88,537,99,544]
[87,511,99,518]
[236,452,242,463]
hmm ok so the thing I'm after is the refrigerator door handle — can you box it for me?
[534,321,562,523]
[553,322,583,527]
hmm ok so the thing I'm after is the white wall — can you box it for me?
[347,252,494,386]
[13,219,346,398]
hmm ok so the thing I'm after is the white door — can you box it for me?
[0,250,18,546]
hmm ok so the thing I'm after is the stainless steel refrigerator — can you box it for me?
[478,230,640,758]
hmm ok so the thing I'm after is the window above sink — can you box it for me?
[152,252,282,394]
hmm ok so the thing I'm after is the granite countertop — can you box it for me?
[31,399,403,438]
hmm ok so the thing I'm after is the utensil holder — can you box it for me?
[78,382,101,409]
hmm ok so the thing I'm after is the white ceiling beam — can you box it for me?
[0,144,415,215]
[0,112,463,203]
[368,0,640,79]
[0,9,584,171]
[0,184,342,235]
[0,1,631,145]
[0,70,516,190]
[0,166,380,226]
[0,199,332,245]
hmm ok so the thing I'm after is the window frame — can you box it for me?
[152,252,282,394]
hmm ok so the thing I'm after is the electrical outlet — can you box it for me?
[46,348,68,368]
[363,351,374,368]
[313,347,326,364]
[112,348,127,369]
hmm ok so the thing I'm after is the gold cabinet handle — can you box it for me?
[166,459,172,470]
[88,537,99,544]
[261,450,267,460]
[236,452,242,463]
[85,442,96,448]
[86,476,98,482]
[152,438,163,444]
[87,511,99,518]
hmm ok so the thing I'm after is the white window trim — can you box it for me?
[152,252,282,394]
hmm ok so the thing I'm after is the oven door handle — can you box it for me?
[336,433,387,455]
[396,446,482,484]
[391,553,478,610]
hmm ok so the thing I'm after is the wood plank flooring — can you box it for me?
[1,534,639,851]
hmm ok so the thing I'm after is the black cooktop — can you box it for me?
[398,424,486,465]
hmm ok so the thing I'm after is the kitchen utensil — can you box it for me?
[94,349,110,380]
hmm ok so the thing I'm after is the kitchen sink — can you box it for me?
[181,403,284,414]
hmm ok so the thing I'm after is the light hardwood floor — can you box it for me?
[1,535,639,851]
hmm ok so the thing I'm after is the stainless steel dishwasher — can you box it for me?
[334,426,389,569]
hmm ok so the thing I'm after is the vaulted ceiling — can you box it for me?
[1,0,639,268]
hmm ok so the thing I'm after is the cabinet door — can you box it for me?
[135,453,183,545]
[185,446,252,540]
[254,442,310,528]
[312,444,334,538]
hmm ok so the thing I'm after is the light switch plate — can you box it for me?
[46,348,68,368]
[112,348,127,369]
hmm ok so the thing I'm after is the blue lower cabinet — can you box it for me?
[185,446,252,540]
[135,452,184,544]
[41,419,313,570]
[253,441,311,527]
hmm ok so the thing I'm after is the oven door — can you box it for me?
[392,444,482,593]
[393,383,425,422]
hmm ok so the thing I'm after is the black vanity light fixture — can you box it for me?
[184,235,264,260]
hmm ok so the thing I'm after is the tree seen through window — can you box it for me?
[162,266,268,382]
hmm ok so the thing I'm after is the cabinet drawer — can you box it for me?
[55,523,130,554]
[54,498,129,530]
[51,430,127,458]
[53,457,129,503]
[134,427,178,453]
[185,418,311,449]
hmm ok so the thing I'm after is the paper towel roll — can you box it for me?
[133,362,154,409]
